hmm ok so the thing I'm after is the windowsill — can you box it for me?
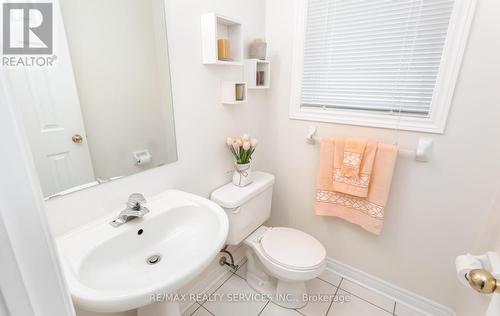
[289,107,446,134]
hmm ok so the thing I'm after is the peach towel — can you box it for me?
[340,138,368,178]
[333,138,378,198]
[316,138,398,235]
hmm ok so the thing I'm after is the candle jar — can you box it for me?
[217,39,231,61]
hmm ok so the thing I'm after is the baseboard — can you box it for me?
[326,257,456,316]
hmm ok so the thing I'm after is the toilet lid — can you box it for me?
[260,227,326,270]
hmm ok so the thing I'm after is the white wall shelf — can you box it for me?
[222,82,247,104]
[201,13,243,65]
[244,59,270,89]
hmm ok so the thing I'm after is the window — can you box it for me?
[290,0,476,133]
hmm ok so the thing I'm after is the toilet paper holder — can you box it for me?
[133,150,152,166]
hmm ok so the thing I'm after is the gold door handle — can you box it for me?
[72,134,83,143]
[467,269,500,294]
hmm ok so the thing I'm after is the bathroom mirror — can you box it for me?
[18,0,177,198]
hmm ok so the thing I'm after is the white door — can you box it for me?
[4,1,94,197]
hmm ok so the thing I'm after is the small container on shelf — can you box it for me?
[201,13,243,65]
[222,82,247,104]
[217,39,231,60]
[249,38,267,60]
[244,59,270,89]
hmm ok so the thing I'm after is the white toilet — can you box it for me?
[211,171,326,309]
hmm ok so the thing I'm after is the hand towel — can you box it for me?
[333,138,378,198]
[340,138,368,178]
[316,139,398,235]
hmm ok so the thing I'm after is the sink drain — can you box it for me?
[146,254,161,265]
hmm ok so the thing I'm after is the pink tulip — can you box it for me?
[232,141,241,150]
[235,139,243,147]
[226,137,233,146]
[250,138,258,148]
[242,134,250,141]
[243,141,251,150]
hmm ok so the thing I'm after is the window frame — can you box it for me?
[289,0,477,134]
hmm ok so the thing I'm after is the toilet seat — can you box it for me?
[245,226,326,282]
[260,227,326,271]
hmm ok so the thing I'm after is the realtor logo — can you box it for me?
[2,2,53,55]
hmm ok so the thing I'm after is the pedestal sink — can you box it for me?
[57,190,229,315]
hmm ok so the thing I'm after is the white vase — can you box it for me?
[232,163,253,187]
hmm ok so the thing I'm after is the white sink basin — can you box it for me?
[57,190,228,314]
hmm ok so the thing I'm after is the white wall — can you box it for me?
[264,0,500,309]
[60,0,175,179]
[45,0,268,315]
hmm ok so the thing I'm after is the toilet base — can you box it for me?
[245,248,307,309]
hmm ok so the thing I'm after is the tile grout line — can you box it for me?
[325,277,343,315]
[336,278,395,314]
[338,287,395,314]
[187,303,202,316]
[317,276,342,289]
[257,300,270,316]
[200,304,215,316]
[191,305,215,316]
[233,272,246,281]
[338,277,344,290]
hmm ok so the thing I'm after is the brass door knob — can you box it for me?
[72,134,83,143]
[468,269,500,294]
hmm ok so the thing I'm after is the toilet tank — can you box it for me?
[210,171,274,245]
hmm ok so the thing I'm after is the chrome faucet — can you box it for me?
[110,193,150,227]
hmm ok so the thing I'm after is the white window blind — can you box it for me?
[301,0,456,117]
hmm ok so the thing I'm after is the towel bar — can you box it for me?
[305,126,433,162]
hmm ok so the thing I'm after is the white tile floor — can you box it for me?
[182,259,427,316]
